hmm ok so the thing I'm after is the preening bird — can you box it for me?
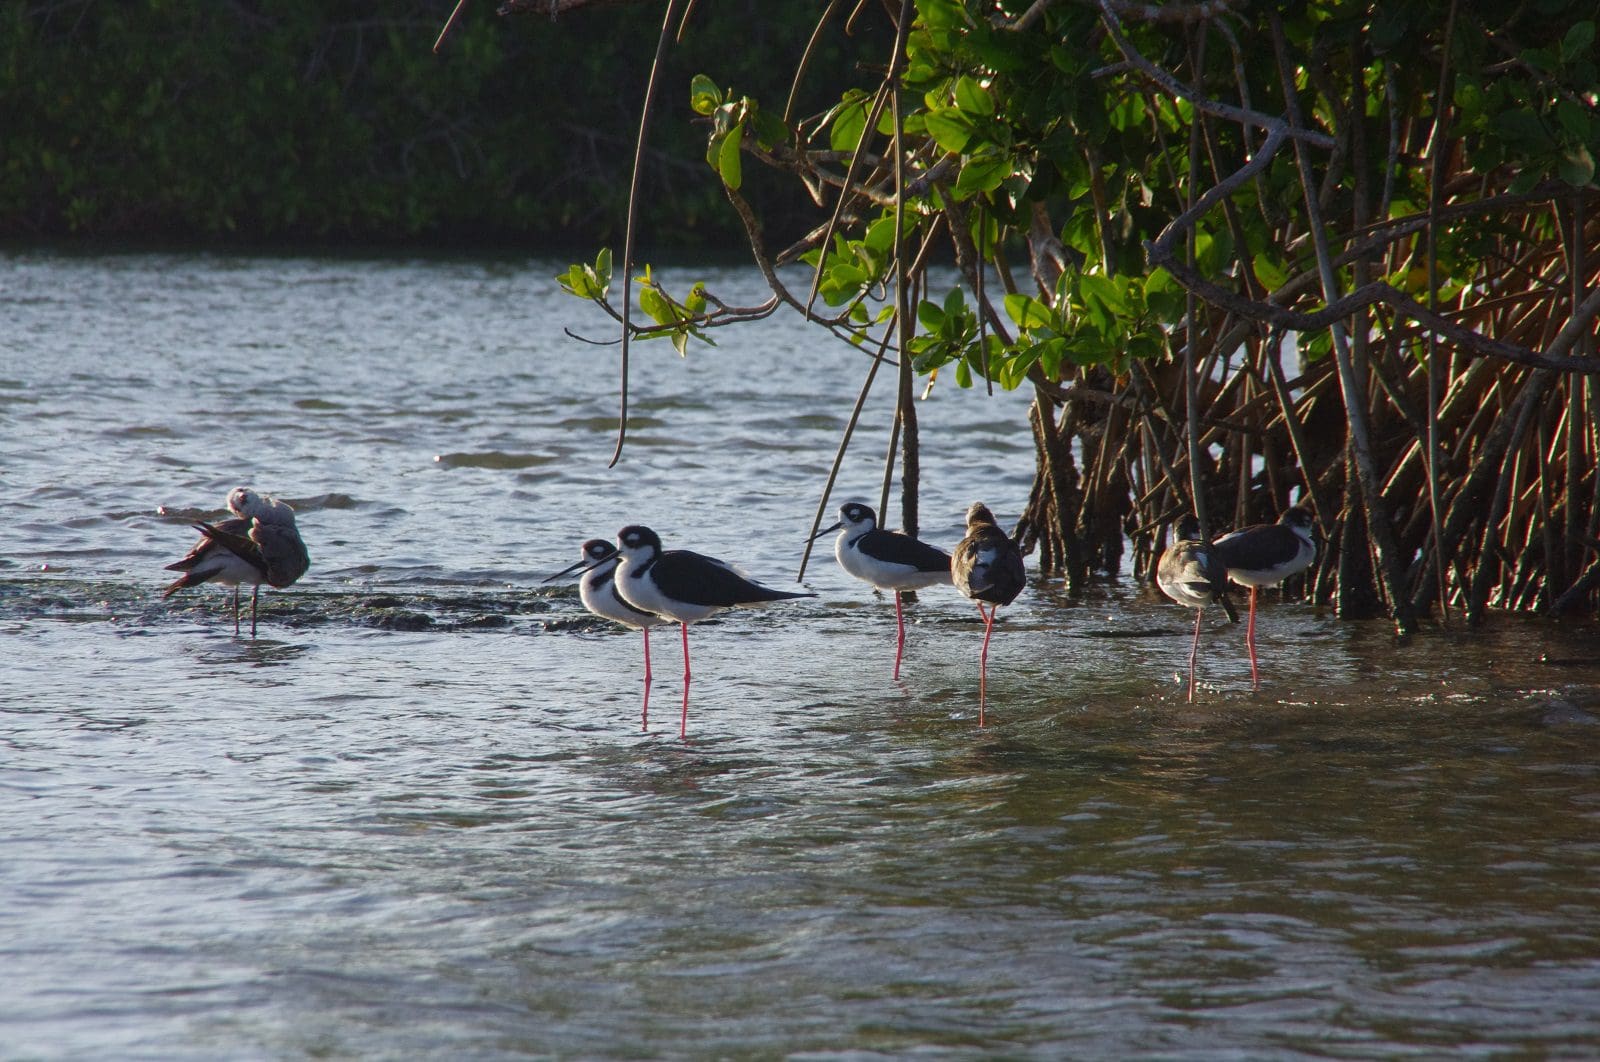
[163,487,310,637]
[1156,514,1239,703]
[950,502,1026,724]
[812,501,951,680]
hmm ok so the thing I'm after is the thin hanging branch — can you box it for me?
[783,0,844,126]
[608,0,683,468]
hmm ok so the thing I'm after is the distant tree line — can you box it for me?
[0,0,883,245]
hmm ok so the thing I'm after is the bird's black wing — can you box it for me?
[861,529,951,573]
[655,550,813,606]
[193,520,270,579]
[164,517,253,572]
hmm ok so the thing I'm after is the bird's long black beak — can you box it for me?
[1218,593,1240,624]
[808,521,842,543]
[542,557,601,583]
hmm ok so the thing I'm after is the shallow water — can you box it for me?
[3,249,1599,1058]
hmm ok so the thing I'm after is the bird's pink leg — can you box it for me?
[1246,586,1260,689]
[1188,606,1204,703]
[640,628,652,732]
[231,586,241,637]
[679,622,692,738]
[250,584,259,638]
[978,602,996,727]
[893,591,906,680]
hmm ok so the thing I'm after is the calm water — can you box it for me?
[2,249,1598,1059]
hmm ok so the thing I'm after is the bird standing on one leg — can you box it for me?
[950,503,1026,725]
[812,502,951,680]
[546,538,668,730]
[1156,515,1239,703]
[1212,506,1317,690]
[611,524,814,736]
[162,487,310,637]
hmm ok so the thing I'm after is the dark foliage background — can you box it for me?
[0,0,881,245]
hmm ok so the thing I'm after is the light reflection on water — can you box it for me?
[2,249,1599,1057]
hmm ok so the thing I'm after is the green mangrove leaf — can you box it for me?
[1004,292,1053,331]
[718,121,745,189]
[924,109,973,154]
[1561,22,1594,64]
[916,0,968,32]
[638,286,672,327]
[556,263,594,299]
[954,75,994,117]
[689,74,722,116]
[954,356,973,388]
[830,94,869,152]
[955,153,1010,197]
[1559,143,1595,187]
[864,214,898,254]
[1253,255,1290,291]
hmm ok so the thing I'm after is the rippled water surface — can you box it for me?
[3,249,1599,1058]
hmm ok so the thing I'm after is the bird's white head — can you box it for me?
[227,487,267,518]
[228,487,297,525]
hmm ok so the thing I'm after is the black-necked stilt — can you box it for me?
[545,538,668,728]
[1156,515,1239,703]
[612,524,814,736]
[811,502,951,680]
[951,502,1026,724]
[1212,505,1317,689]
[162,487,310,637]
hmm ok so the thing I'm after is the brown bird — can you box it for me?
[1156,515,1238,702]
[951,502,1026,724]
[163,487,311,637]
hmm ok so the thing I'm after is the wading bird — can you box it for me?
[545,538,667,729]
[612,524,813,736]
[1213,506,1317,689]
[951,503,1026,724]
[1156,515,1239,702]
[812,502,951,680]
[162,487,310,637]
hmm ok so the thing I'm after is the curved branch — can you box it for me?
[1096,0,1336,148]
